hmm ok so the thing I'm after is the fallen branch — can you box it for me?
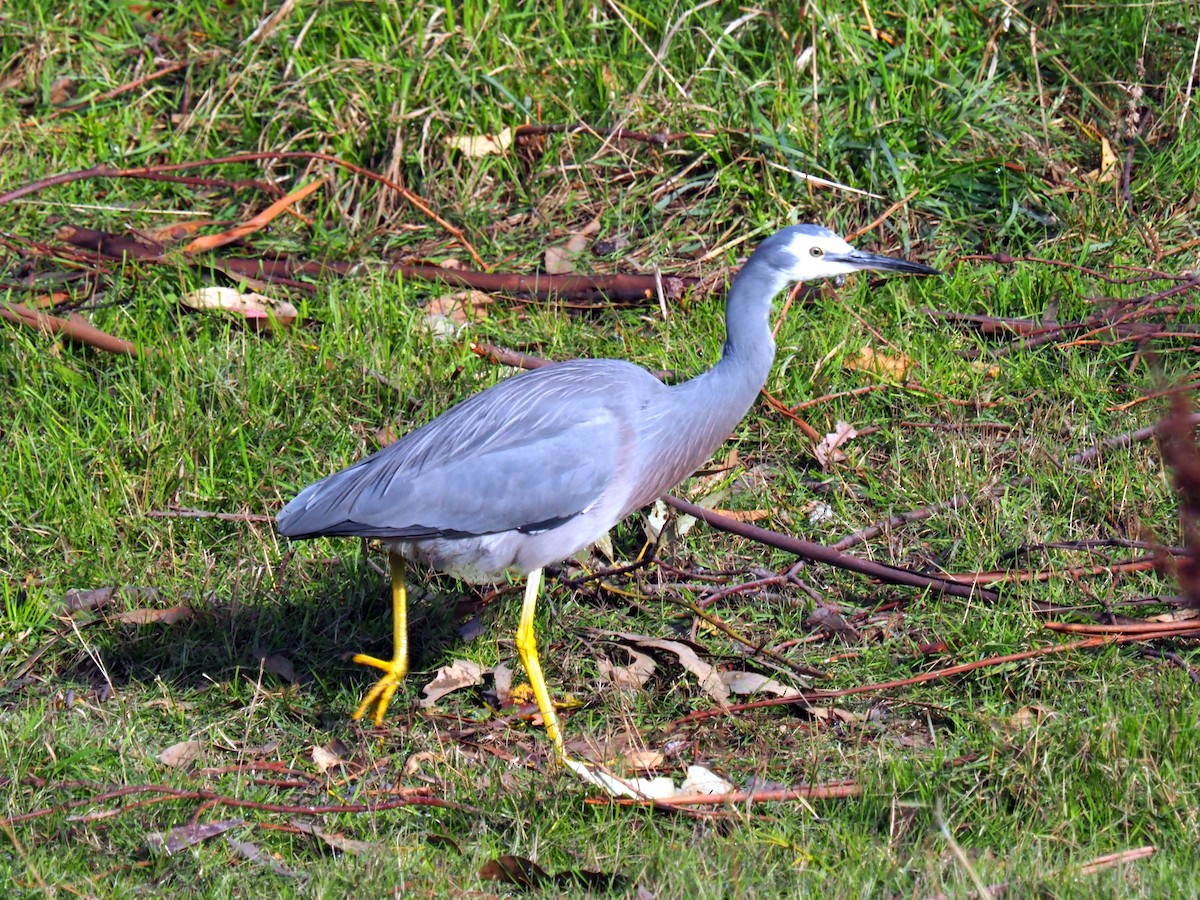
[663,495,999,602]
[1,781,480,827]
[0,301,142,356]
[56,225,690,305]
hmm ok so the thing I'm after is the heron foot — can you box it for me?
[350,652,408,725]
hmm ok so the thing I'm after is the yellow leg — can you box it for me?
[514,567,568,760]
[351,552,409,725]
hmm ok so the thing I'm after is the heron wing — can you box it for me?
[277,361,644,539]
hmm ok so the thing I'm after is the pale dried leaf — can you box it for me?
[148,819,243,855]
[1008,704,1057,730]
[720,670,802,698]
[544,245,576,275]
[591,530,615,563]
[805,501,834,525]
[1085,136,1119,183]
[112,606,192,625]
[160,740,204,768]
[846,345,915,380]
[293,821,376,856]
[814,421,858,469]
[422,289,491,339]
[402,750,439,777]
[311,743,343,773]
[679,764,735,796]
[634,638,728,706]
[623,749,665,770]
[418,659,484,708]
[565,759,681,799]
[179,286,297,329]
[598,647,656,692]
[445,126,513,157]
[226,836,303,878]
[1148,607,1200,623]
[492,662,514,707]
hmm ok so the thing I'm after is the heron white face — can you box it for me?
[773,225,939,284]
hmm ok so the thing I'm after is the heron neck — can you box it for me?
[671,261,787,435]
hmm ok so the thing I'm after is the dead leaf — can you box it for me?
[598,647,656,692]
[480,855,550,889]
[806,705,866,724]
[846,345,915,380]
[402,750,439,777]
[1007,704,1057,730]
[814,421,858,469]
[311,742,344,773]
[806,603,860,640]
[48,76,77,105]
[719,670,802,699]
[418,659,484,708]
[148,819,243,855]
[623,749,665,770]
[262,654,298,683]
[545,219,600,274]
[445,127,513,158]
[290,819,377,856]
[160,740,204,768]
[179,286,297,331]
[679,764,735,796]
[184,177,324,254]
[226,836,303,878]
[492,662,514,707]
[422,289,491,339]
[146,219,226,244]
[1085,136,1118,183]
[632,638,728,707]
[112,606,192,625]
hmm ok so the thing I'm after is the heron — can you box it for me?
[276,224,938,763]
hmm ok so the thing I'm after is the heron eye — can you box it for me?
[809,246,824,258]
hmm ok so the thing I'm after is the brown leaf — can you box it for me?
[261,654,298,683]
[290,819,377,856]
[160,740,205,768]
[226,836,303,878]
[544,218,600,274]
[148,819,244,855]
[48,76,77,105]
[631,638,728,706]
[598,647,656,692]
[846,345,916,380]
[814,421,858,469]
[184,177,325,254]
[311,742,344,773]
[417,659,484,708]
[110,605,192,625]
[422,289,491,339]
[480,855,550,889]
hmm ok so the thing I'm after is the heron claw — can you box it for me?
[351,653,407,725]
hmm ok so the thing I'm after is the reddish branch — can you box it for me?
[56,225,688,305]
[663,495,999,602]
[1,781,479,827]
[0,302,142,356]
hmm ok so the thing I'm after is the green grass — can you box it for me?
[3,0,1200,895]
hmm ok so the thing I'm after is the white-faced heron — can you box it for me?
[276,224,938,761]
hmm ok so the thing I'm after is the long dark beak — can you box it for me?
[830,249,940,276]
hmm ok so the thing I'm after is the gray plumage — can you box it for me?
[276,224,937,580]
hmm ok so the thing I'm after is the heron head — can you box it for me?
[758,224,939,284]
